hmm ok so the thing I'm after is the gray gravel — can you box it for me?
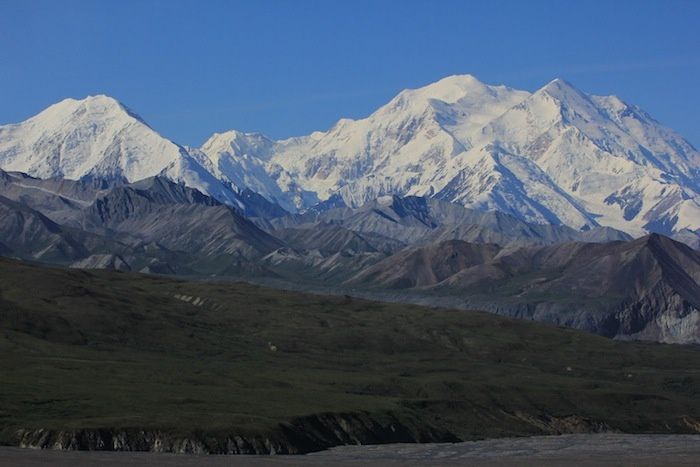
[1,434,700,466]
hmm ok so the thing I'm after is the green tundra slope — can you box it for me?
[0,257,699,454]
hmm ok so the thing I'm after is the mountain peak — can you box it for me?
[54,94,125,111]
[54,94,120,106]
[212,129,271,141]
[2,75,699,238]
[639,232,678,249]
[0,92,197,184]
[433,73,485,87]
[33,94,148,128]
[402,74,495,104]
[537,78,587,102]
[376,74,527,124]
[82,93,122,105]
[201,129,274,157]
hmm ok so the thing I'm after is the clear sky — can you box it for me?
[1,0,699,147]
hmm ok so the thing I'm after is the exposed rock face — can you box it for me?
[3,256,700,456]
[0,195,88,262]
[271,194,632,247]
[70,254,131,271]
[0,170,283,273]
[347,235,700,344]
[0,166,698,344]
[14,412,457,455]
[14,410,699,455]
[84,181,282,260]
[349,240,502,288]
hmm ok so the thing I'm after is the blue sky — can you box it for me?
[1,0,699,146]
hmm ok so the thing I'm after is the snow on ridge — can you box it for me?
[1,76,699,236]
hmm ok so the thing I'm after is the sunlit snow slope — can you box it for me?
[1,75,699,236]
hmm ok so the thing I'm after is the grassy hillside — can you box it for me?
[0,257,699,453]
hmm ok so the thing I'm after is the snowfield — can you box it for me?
[1,74,699,236]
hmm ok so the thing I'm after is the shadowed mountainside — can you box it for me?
[348,235,700,343]
[1,168,699,343]
[0,170,282,275]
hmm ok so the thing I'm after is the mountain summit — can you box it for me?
[0,95,172,180]
[0,94,244,206]
[1,76,699,236]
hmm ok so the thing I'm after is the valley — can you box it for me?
[3,2,700,463]
[1,168,699,344]
[1,258,700,454]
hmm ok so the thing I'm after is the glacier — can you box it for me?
[1,74,699,237]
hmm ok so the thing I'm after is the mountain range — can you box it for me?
[2,75,698,238]
[1,74,699,344]
[348,234,700,344]
[1,168,698,344]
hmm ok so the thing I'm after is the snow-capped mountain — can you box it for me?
[465,78,700,234]
[1,75,699,236]
[199,75,700,235]
[0,95,242,206]
[195,130,315,212]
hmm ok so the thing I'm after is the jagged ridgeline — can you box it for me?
[0,75,699,345]
[2,258,700,453]
[1,169,699,344]
[1,75,699,237]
